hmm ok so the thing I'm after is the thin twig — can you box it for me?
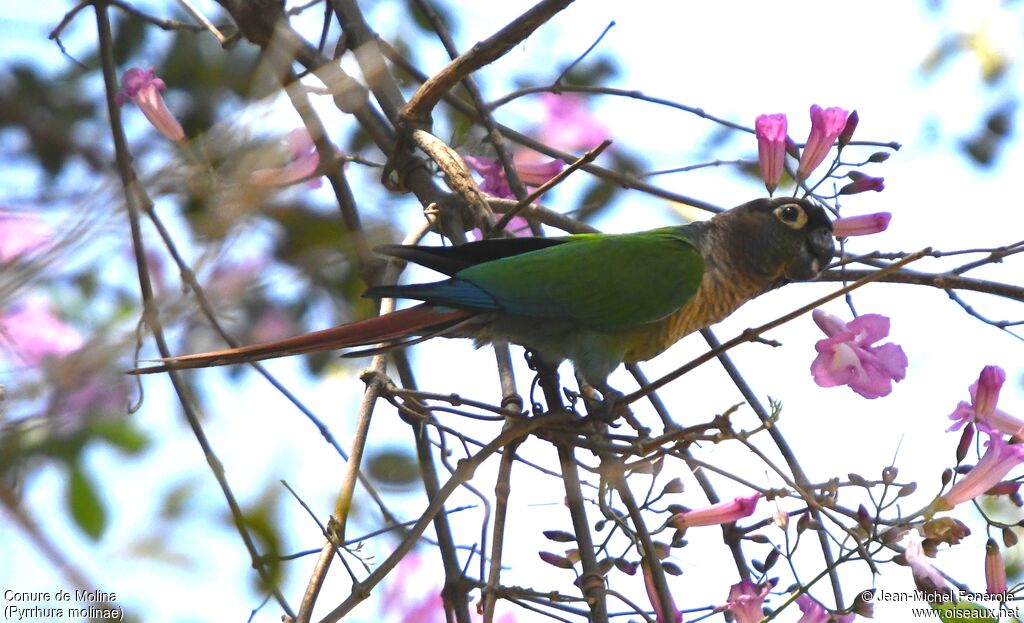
[400,0,576,125]
[492,139,611,233]
[554,20,615,84]
[175,0,228,43]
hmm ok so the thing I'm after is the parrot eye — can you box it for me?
[774,203,808,229]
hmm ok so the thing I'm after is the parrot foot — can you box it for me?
[586,385,629,424]
[585,385,648,435]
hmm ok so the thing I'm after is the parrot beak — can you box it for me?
[786,226,835,281]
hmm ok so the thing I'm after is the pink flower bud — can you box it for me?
[832,212,891,237]
[755,113,787,194]
[838,110,859,146]
[838,175,885,195]
[985,539,1007,594]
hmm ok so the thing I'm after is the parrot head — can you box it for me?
[721,196,835,284]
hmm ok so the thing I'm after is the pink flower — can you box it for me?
[0,212,50,261]
[810,310,908,399]
[795,594,829,623]
[670,493,759,529]
[724,579,776,623]
[947,366,1024,438]
[986,539,1007,594]
[838,173,885,195]
[642,559,681,623]
[938,432,1024,509]
[536,93,609,152]
[0,298,83,366]
[796,105,849,181]
[381,554,515,623]
[116,68,185,143]
[755,114,788,195]
[464,155,564,199]
[381,555,445,623]
[832,212,891,237]
[902,530,950,595]
[250,129,323,188]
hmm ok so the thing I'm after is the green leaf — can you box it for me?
[366,447,421,489]
[91,420,149,455]
[68,466,107,540]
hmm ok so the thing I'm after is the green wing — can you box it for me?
[456,227,704,331]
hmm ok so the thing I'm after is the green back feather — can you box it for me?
[456,227,704,331]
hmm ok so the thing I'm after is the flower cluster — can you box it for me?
[937,365,1024,511]
[754,107,900,398]
[755,105,868,195]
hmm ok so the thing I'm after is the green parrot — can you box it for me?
[131,197,835,394]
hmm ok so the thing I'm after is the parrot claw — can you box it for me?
[585,385,626,424]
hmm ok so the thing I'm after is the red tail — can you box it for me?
[128,304,474,374]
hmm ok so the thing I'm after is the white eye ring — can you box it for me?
[774,203,807,229]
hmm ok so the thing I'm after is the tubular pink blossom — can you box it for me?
[810,309,908,399]
[670,493,760,529]
[796,105,849,181]
[516,158,565,186]
[795,594,829,623]
[947,366,1024,438]
[724,579,776,623]
[832,212,891,237]
[755,113,787,194]
[250,129,324,187]
[464,155,564,199]
[974,365,1004,418]
[938,432,1024,509]
[116,67,185,143]
[642,559,682,623]
[985,539,1007,594]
